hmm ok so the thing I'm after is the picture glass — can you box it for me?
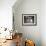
[24,16,34,23]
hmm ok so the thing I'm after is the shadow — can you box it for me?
[12,0,24,11]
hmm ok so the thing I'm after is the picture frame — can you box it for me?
[22,14,37,26]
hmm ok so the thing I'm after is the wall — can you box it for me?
[13,0,41,46]
[0,0,16,30]
[41,0,46,46]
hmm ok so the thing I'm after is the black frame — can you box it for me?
[22,14,37,26]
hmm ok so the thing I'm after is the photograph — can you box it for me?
[0,0,46,46]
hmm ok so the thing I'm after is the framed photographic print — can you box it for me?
[22,14,37,26]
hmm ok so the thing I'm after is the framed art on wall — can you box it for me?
[22,14,37,26]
